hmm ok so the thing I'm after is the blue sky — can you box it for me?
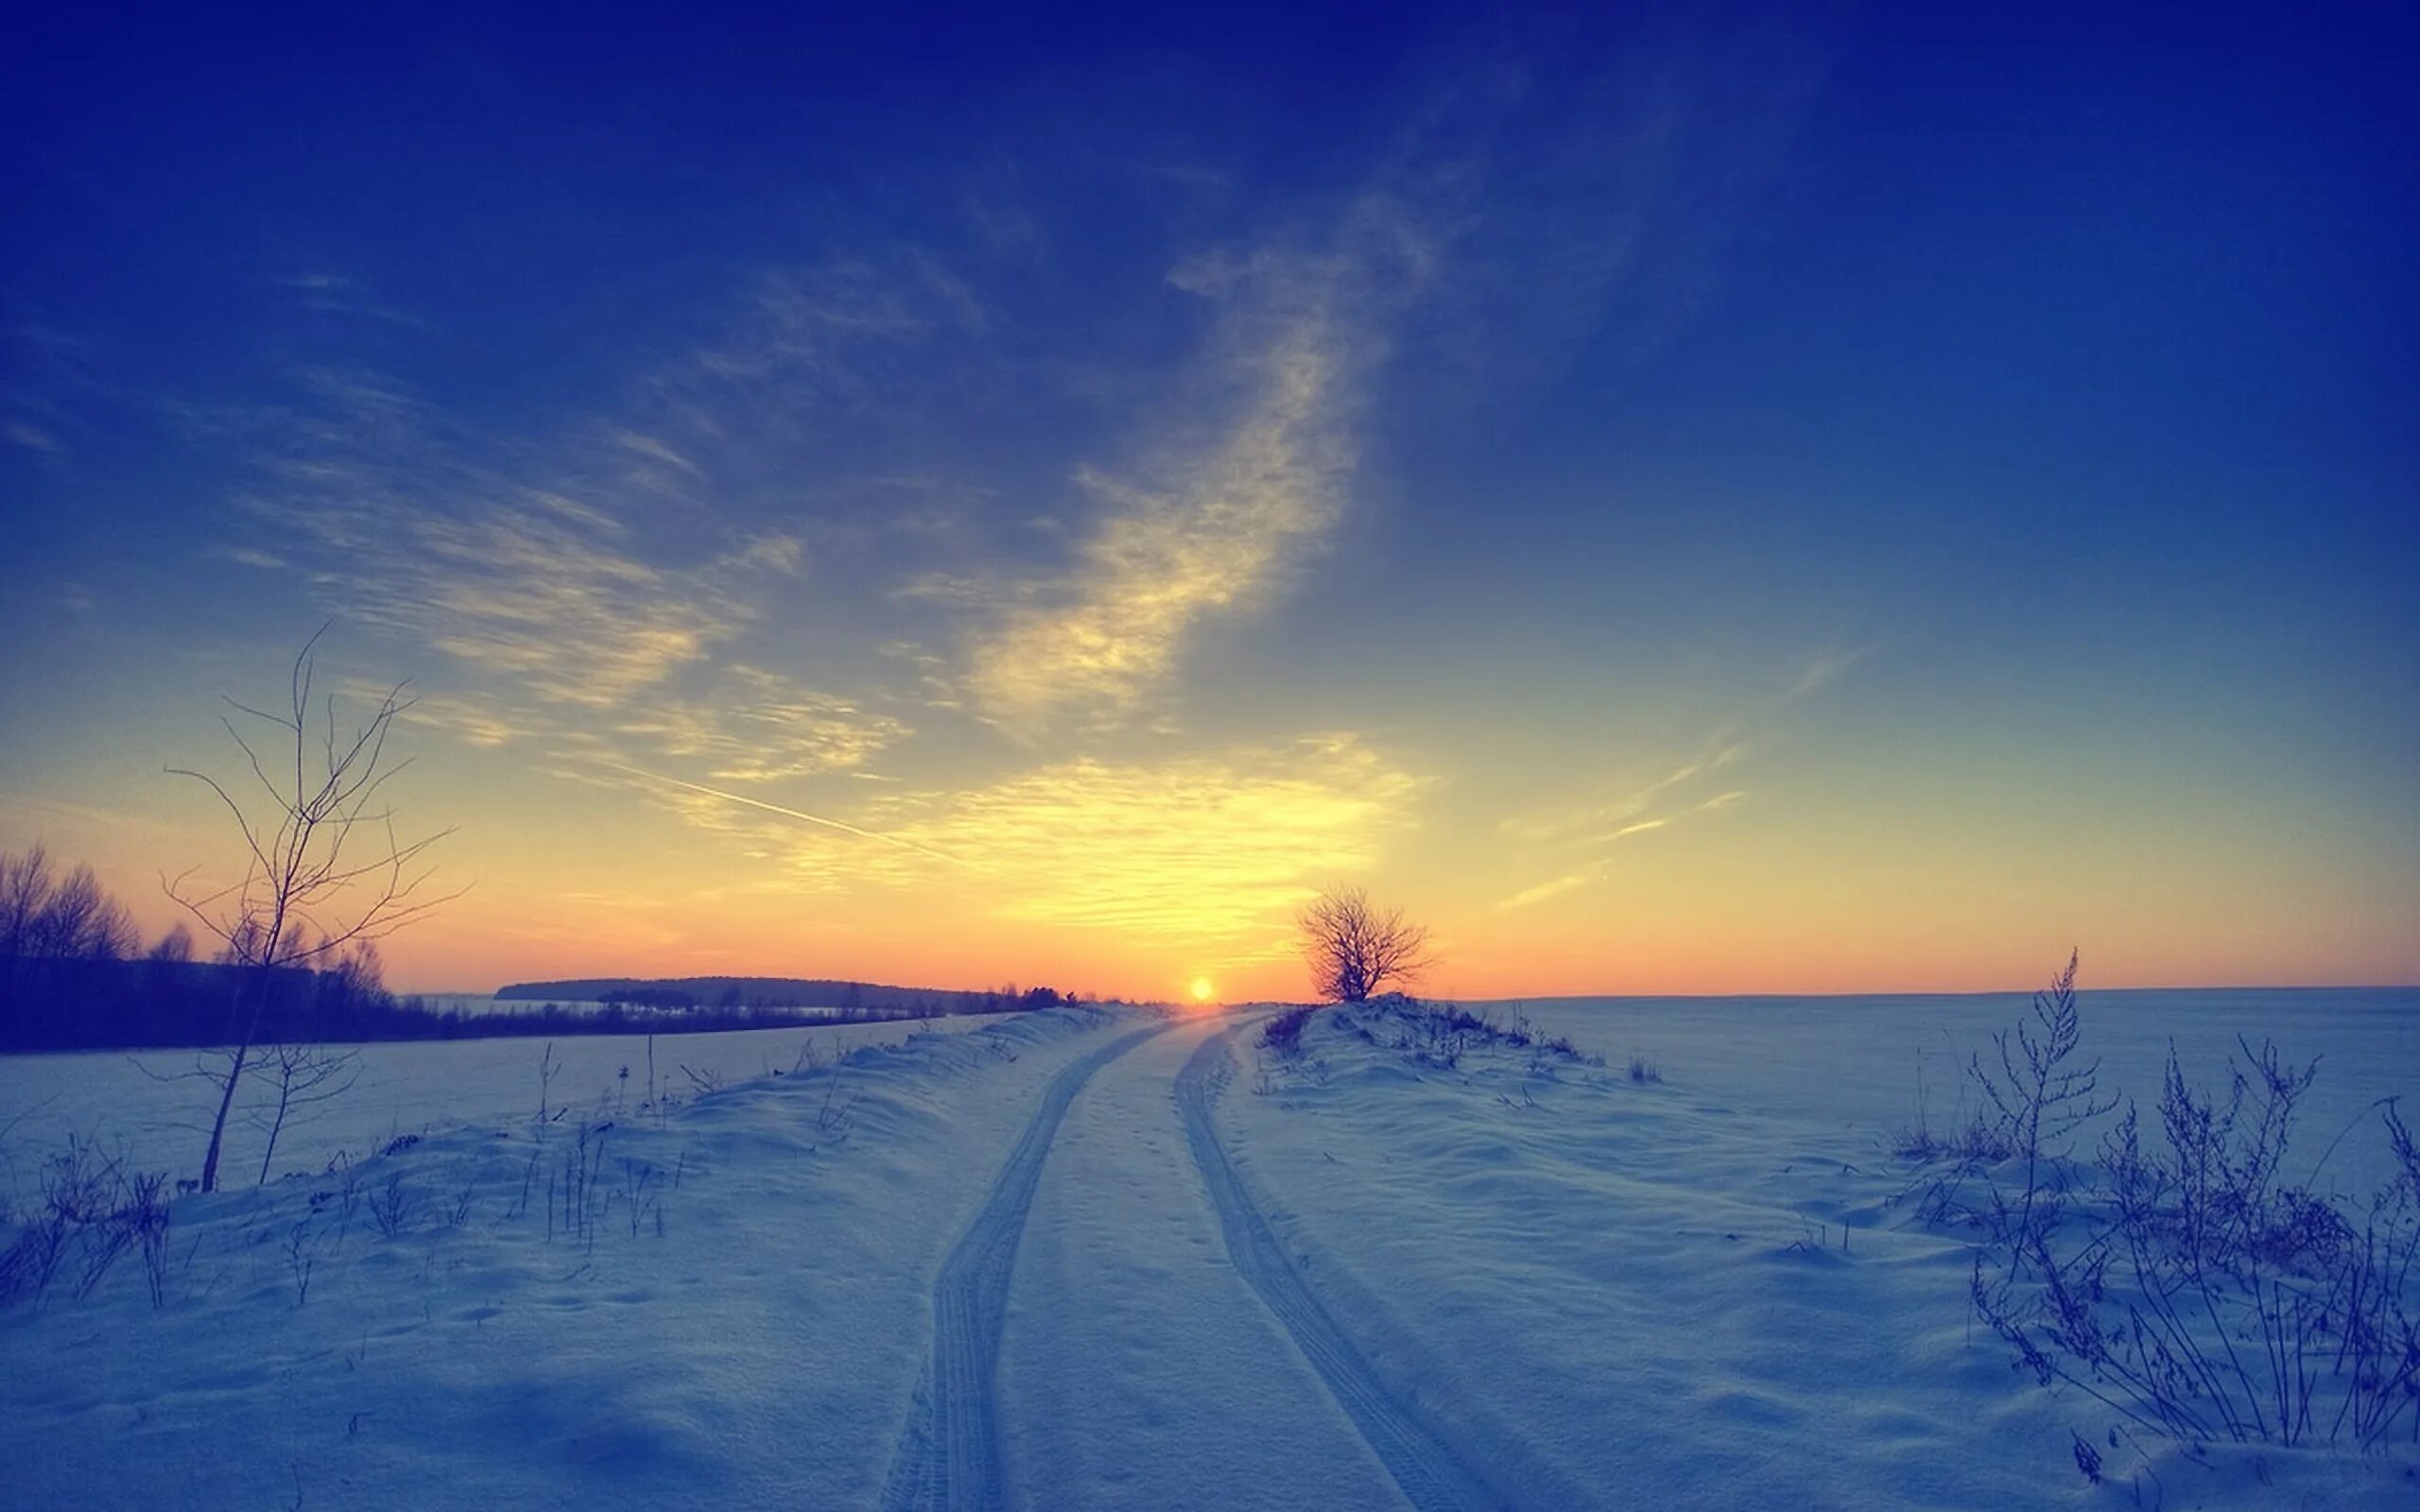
[3,4,2412,996]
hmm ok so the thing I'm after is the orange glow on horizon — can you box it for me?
[15,660,2416,1005]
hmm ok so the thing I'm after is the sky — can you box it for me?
[2,4,2413,1001]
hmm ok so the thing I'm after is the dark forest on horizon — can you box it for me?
[0,847,1099,1054]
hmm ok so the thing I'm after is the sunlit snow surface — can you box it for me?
[1,990,2412,1509]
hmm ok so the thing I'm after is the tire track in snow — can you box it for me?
[878,1020,1170,1512]
[1177,1023,1543,1512]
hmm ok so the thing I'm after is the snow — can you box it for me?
[2,988,2414,1509]
[1220,990,2420,1509]
[0,1013,1005,1197]
[1001,1021,1407,1510]
[0,1007,1135,1510]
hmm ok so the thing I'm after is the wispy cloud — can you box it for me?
[722,532,804,576]
[611,430,702,478]
[277,272,427,328]
[0,792,189,841]
[1497,868,1598,913]
[1495,789,1746,911]
[678,261,971,398]
[606,666,907,783]
[1789,646,1866,698]
[963,319,1352,728]
[233,261,947,762]
[893,571,1011,610]
[208,546,286,570]
[263,438,740,708]
[594,761,966,866]
[334,679,544,749]
[1596,788,1746,842]
[1495,732,1752,909]
[2,323,122,461]
[631,731,1425,942]
[960,199,1433,732]
[904,734,1421,936]
[944,23,1821,741]
[1500,742,1748,845]
[229,245,989,713]
[1495,635,1857,912]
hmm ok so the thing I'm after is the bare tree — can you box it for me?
[146,923,195,966]
[0,845,53,1030]
[0,848,140,1040]
[37,865,137,961]
[26,864,103,959]
[86,896,140,963]
[245,1041,363,1186]
[0,850,135,963]
[0,845,54,960]
[1296,885,1432,1003]
[163,627,459,1193]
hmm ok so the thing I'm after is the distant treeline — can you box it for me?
[0,846,1105,1054]
[1,961,1007,1053]
[0,839,420,1051]
[500,976,1098,1018]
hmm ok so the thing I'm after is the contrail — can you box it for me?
[595,761,971,868]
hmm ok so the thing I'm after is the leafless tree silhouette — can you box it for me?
[163,627,459,1192]
[244,1041,364,1186]
[1297,885,1432,1003]
[0,844,141,1038]
[0,845,139,965]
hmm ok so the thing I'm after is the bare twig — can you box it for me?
[160,627,461,1192]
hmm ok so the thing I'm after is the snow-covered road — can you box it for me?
[883,1008,1493,1511]
[880,1019,1174,1511]
[1175,1022,1567,1511]
[998,1012,1410,1511]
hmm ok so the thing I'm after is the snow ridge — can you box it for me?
[1177,1022,1564,1511]
[879,1019,1172,1511]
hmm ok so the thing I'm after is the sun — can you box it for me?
[1188,976,1216,1005]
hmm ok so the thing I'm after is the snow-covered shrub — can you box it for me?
[1258,1005,1319,1059]
[1888,1108,2013,1165]
[1376,996,1489,1069]
[1337,995,1601,1074]
[615,1158,664,1239]
[816,1078,863,1137]
[285,1216,319,1304]
[0,1135,171,1308]
[1968,953,2118,1260]
[2002,1040,2416,1450]
[1924,990,2420,1451]
[368,1172,416,1237]
[1900,956,2109,1250]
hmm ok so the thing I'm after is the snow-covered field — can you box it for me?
[0,1014,1004,1200]
[1502,988,2418,1194]
[1224,989,2420,1509]
[2,988,2413,1509]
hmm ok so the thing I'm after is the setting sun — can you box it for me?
[1189,977,1216,1004]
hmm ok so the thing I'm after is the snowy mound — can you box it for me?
[0,1005,1139,1510]
[1215,997,2418,1509]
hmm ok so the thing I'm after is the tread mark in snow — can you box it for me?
[878,1021,1170,1512]
[1177,1024,1540,1512]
